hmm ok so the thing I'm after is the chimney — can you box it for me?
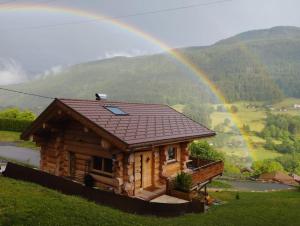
[95,93,107,100]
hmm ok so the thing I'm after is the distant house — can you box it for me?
[258,171,298,186]
[293,104,300,109]
[21,98,223,199]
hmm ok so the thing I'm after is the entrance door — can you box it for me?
[134,151,153,189]
[141,151,153,188]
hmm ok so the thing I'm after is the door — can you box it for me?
[142,151,152,188]
[134,151,153,189]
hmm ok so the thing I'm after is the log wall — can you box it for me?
[35,118,191,197]
[36,120,121,192]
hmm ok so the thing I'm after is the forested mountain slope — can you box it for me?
[1,26,300,109]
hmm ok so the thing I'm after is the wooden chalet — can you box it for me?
[21,98,223,199]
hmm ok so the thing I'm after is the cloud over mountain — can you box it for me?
[0,59,28,85]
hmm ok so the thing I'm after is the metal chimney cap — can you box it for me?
[95,93,107,100]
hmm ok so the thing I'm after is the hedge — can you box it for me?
[0,118,33,132]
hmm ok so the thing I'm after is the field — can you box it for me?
[0,177,299,226]
[0,131,37,149]
[173,98,300,162]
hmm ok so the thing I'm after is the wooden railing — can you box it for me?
[189,160,224,187]
[166,158,224,193]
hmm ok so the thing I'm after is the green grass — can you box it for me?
[0,131,37,150]
[0,177,299,226]
[207,180,232,188]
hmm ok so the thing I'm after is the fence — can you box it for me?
[3,162,205,217]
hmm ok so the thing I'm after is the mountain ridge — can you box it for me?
[1,26,300,110]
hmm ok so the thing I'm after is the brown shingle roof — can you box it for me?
[58,98,215,147]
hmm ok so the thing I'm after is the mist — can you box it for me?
[0,59,28,85]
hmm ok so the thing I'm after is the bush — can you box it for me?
[0,118,33,132]
[189,141,224,161]
[252,159,284,177]
[224,162,241,177]
[0,108,36,120]
[276,154,300,174]
[174,172,192,192]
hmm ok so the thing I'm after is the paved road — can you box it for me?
[224,180,293,191]
[0,145,40,167]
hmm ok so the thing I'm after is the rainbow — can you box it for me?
[0,2,253,162]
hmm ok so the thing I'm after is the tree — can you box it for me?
[276,153,300,173]
[242,124,250,133]
[183,104,212,127]
[264,138,275,150]
[230,105,239,113]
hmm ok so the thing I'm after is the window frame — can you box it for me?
[167,146,177,163]
[91,156,113,177]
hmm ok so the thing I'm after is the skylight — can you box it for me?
[105,106,128,115]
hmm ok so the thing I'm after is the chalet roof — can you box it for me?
[22,98,215,149]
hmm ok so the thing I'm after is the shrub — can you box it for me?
[174,172,192,192]
[224,162,241,177]
[252,159,284,177]
[189,141,224,161]
[0,118,33,132]
[0,108,36,120]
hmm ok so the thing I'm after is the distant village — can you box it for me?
[245,103,300,112]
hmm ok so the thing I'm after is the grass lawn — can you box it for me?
[0,131,37,150]
[0,177,299,226]
[207,180,232,188]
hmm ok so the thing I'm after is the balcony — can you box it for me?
[187,157,224,189]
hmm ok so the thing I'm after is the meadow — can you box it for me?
[0,177,299,226]
[173,98,300,162]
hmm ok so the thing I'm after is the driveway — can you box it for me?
[0,144,40,167]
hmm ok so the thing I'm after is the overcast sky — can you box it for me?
[0,0,300,82]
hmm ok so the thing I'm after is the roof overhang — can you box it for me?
[21,99,128,150]
[128,132,216,151]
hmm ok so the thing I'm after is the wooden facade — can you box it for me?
[22,98,222,199]
[34,120,191,196]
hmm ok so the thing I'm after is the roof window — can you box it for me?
[105,106,128,116]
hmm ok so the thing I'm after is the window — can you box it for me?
[105,106,128,115]
[167,146,177,162]
[92,157,113,175]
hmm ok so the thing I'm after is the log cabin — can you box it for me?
[21,97,223,199]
